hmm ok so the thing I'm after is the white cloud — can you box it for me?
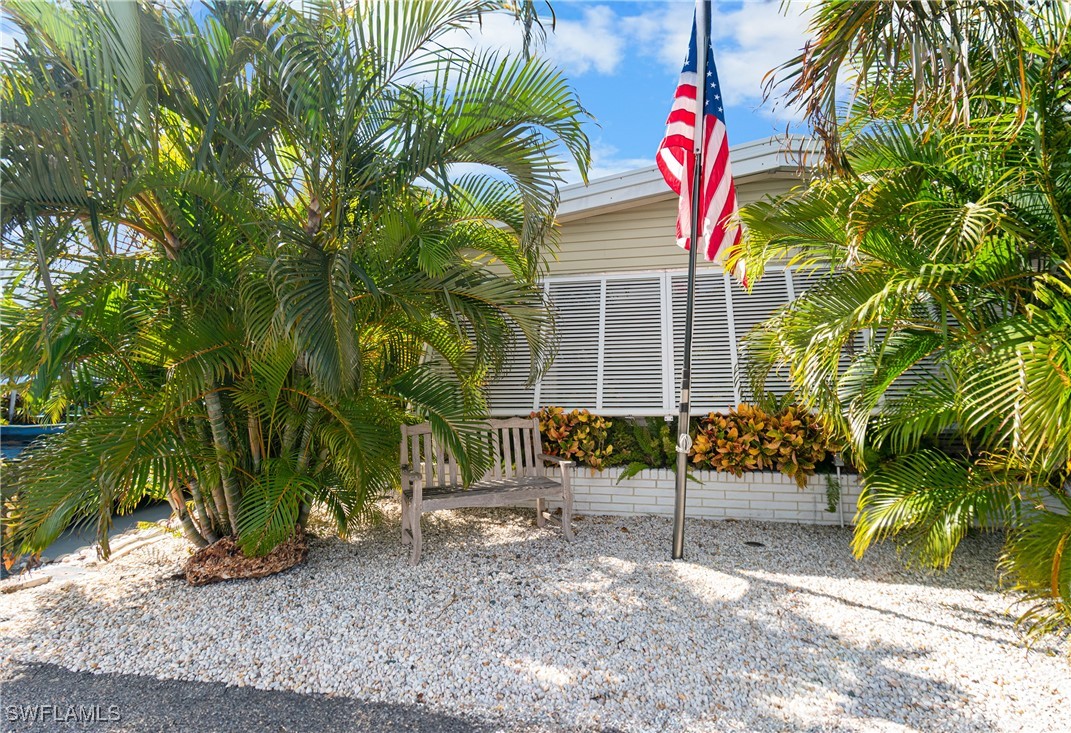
[620,1,695,71]
[454,11,526,56]
[559,1,813,122]
[436,1,815,121]
[443,5,624,78]
[545,6,624,76]
[587,140,653,180]
[709,0,812,119]
[622,0,813,120]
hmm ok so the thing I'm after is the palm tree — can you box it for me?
[737,1,1070,638]
[1,0,589,559]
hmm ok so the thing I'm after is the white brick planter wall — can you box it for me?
[558,467,862,526]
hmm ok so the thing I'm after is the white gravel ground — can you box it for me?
[1,506,1068,732]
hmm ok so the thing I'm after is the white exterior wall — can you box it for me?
[544,469,862,526]
[548,176,795,277]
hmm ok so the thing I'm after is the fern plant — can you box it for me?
[613,418,683,483]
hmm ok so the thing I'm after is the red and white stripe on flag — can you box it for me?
[656,23,743,281]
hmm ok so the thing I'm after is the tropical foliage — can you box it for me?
[607,416,679,482]
[533,406,614,470]
[1,0,589,557]
[533,405,833,486]
[691,405,836,488]
[737,0,1071,638]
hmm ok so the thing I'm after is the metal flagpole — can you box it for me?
[672,0,708,560]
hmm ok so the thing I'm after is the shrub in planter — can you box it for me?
[691,404,836,488]
[533,406,614,470]
[609,417,684,482]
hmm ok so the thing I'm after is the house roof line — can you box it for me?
[557,134,816,223]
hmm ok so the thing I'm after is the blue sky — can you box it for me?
[461,0,815,182]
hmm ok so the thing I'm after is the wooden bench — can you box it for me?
[399,417,574,565]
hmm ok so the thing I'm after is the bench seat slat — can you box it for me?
[411,485,563,511]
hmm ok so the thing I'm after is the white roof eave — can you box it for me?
[556,135,816,223]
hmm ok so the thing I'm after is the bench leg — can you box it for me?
[535,498,547,528]
[408,501,423,566]
[400,495,411,545]
[562,480,575,542]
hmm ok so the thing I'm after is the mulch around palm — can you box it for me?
[184,532,307,586]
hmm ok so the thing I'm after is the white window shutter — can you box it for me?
[792,270,925,400]
[729,270,793,402]
[485,266,837,416]
[537,281,602,408]
[874,327,944,401]
[601,277,666,411]
[671,271,736,412]
[484,328,537,414]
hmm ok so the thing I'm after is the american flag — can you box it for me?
[656,4,742,278]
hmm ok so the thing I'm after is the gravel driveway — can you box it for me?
[1,507,1067,732]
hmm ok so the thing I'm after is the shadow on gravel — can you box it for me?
[0,660,530,733]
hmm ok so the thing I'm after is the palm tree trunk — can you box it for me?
[283,354,309,458]
[28,209,58,310]
[194,419,231,530]
[281,415,299,456]
[296,403,320,472]
[248,410,263,474]
[204,375,241,536]
[188,479,220,543]
[180,421,226,534]
[167,486,208,548]
[200,476,225,536]
[295,403,320,529]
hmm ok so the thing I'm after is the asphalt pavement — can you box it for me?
[1,660,537,733]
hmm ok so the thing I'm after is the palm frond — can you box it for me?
[853,449,1019,569]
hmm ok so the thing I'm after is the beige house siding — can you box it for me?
[546,174,798,277]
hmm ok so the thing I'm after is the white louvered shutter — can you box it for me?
[484,327,536,414]
[671,271,736,412]
[601,276,666,411]
[538,281,601,408]
[729,270,793,402]
[790,270,932,401]
[488,267,815,417]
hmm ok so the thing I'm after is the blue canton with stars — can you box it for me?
[681,0,726,124]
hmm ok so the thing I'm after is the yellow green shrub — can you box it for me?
[691,404,837,488]
[533,406,614,470]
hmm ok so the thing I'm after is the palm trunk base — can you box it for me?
[183,529,306,586]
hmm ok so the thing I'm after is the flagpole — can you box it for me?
[672,0,708,560]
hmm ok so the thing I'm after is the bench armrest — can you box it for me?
[400,465,423,503]
[538,453,575,468]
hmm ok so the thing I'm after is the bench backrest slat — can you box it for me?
[400,418,543,487]
[501,425,513,479]
[490,429,502,480]
[528,426,542,477]
[512,426,526,476]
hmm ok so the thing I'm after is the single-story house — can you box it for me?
[487,134,816,418]
[482,135,863,526]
